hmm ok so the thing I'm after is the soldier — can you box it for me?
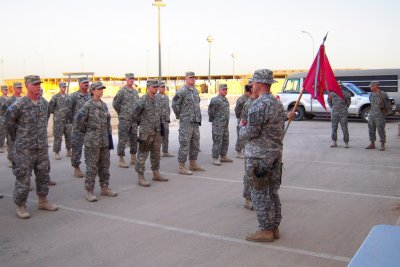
[69,77,91,178]
[132,79,168,187]
[239,69,294,242]
[113,73,139,168]
[172,71,204,175]
[156,81,174,157]
[4,75,58,219]
[328,82,351,148]
[234,85,252,158]
[365,81,391,151]
[75,82,117,202]
[0,85,9,153]
[208,83,233,166]
[49,82,72,159]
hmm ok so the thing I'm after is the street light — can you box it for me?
[206,35,214,93]
[0,58,3,82]
[301,30,315,61]
[153,0,166,82]
[80,53,84,72]
[231,53,235,79]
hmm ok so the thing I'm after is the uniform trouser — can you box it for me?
[331,111,349,143]
[7,136,14,161]
[117,119,138,157]
[135,133,161,174]
[71,129,85,168]
[368,114,386,143]
[161,122,170,153]
[84,146,110,191]
[53,120,72,153]
[235,123,245,153]
[243,156,252,199]
[211,124,229,159]
[0,116,5,148]
[12,148,50,206]
[178,122,200,162]
[246,155,282,231]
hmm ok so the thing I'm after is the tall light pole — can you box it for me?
[80,53,84,72]
[206,35,214,94]
[231,53,235,79]
[0,58,3,82]
[301,30,315,61]
[153,0,166,82]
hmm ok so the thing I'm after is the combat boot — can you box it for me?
[330,141,337,147]
[54,152,61,160]
[74,167,84,178]
[66,148,72,157]
[137,173,150,187]
[130,154,136,165]
[273,227,280,239]
[380,142,385,151]
[244,198,253,210]
[152,170,168,182]
[213,158,221,166]
[162,152,175,157]
[119,156,129,168]
[38,196,58,211]
[0,194,3,198]
[49,180,57,186]
[189,160,205,171]
[220,156,233,163]
[86,190,97,202]
[8,160,12,168]
[0,147,4,153]
[237,151,245,159]
[16,205,30,219]
[101,186,118,197]
[365,142,375,149]
[345,142,350,148]
[178,161,192,175]
[245,230,274,242]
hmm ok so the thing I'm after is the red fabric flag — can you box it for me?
[303,44,343,110]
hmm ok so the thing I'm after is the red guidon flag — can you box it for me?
[302,34,343,109]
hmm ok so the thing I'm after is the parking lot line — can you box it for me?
[286,158,400,170]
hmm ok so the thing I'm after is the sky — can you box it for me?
[0,0,399,80]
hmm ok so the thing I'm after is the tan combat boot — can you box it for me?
[54,152,61,160]
[245,230,274,242]
[365,142,375,149]
[130,154,136,165]
[220,156,233,163]
[330,141,337,147]
[66,148,72,157]
[38,196,58,211]
[380,142,385,151]
[237,151,245,159]
[49,180,57,186]
[16,205,31,219]
[0,147,4,153]
[213,158,221,166]
[189,160,205,171]
[137,173,150,187]
[345,142,350,148]
[86,190,97,202]
[178,161,192,175]
[244,198,253,210]
[273,227,280,239]
[74,167,84,178]
[162,152,175,157]
[119,156,129,168]
[152,170,168,182]
[8,160,12,168]
[101,186,118,197]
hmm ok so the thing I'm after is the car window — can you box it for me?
[283,79,300,93]
[342,86,354,97]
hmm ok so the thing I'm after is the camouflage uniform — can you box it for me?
[368,90,390,143]
[172,85,202,162]
[76,99,112,191]
[49,92,72,153]
[328,91,351,143]
[208,95,230,159]
[234,94,249,153]
[0,94,9,149]
[155,92,171,153]
[132,93,161,174]
[113,86,139,157]
[1,95,23,160]
[4,96,51,206]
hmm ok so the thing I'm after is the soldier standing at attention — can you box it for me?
[69,77,91,178]
[328,82,351,148]
[0,85,9,153]
[172,71,204,175]
[240,69,294,242]
[49,82,72,159]
[208,83,233,166]
[365,81,391,151]
[113,73,140,168]
[76,82,117,202]
[4,75,58,219]
[133,79,168,187]
[156,81,174,157]
[234,84,251,159]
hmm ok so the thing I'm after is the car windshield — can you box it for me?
[344,83,367,95]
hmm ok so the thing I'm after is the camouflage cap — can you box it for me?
[78,77,89,83]
[13,82,23,88]
[59,82,67,87]
[146,79,159,87]
[369,80,380,87]
[89,81,106,91]
[185,71,195,77]
[252,69,277,84]
[24,75,42,84]
[159,80,166,87]
[219,83,228,90]
[125,73,135,79]
[1,85,8,90]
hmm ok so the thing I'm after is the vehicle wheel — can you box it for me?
[290,106,305,121]
[360,106,370,122]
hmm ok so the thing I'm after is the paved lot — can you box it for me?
[0,104,399,267]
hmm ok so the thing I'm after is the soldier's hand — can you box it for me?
[287,112,295,120]
[239,119,247,127]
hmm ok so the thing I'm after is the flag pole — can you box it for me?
[284,88,305,135]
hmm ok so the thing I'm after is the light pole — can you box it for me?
[0,58,3,82]
[301,30,315,61]
[153,0,166,82]
[206,35,214,94]
[231,53,235,79]
[80,53,84,72]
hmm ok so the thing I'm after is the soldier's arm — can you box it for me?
[327,93,333,108]
[132,99,144,124]
[234,98,244,119]
[172,91,183,119]
[208,99,215,122]
[75,104,89,133]
[166,96,171,123]
[48,95,56,114]
[239,106,263,141]
[112,90,122,114]
[345,93,351,108]
[3,104,19,141]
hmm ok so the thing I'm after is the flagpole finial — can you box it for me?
[323,32,329,44]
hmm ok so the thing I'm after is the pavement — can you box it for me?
[0,103,400,267]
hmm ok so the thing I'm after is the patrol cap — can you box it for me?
[159,80,166,87]
[78,77,89,83]
[125,73,135,79]
[219,83,228,90]
[369,80,380,87]
[24,75,42,84]
[185,71,195,77]
[146,79,159,87]
[59,82,67,87]
[13,82,23,88]
[1,85,8,90]
[89,81,106,91]
[252,69,277,84]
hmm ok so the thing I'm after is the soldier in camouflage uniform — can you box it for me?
[0,85,9,153]
[4,75,58,219]
[132,79,168,187]
[239,69,293,242]
[69,77,91,178]
[328,83,351,148]
[234,85,251,159]
[156,81,174,157]
[113,73,140,168]
[365,81,391,151]
[49,82,72,160]
[75,82,117,202]
[208,84,233,166]
[172,71,204,175]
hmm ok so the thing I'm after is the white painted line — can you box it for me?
[285,158,400,170]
